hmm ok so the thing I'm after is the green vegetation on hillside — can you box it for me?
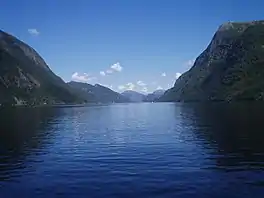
[0,30,85,106]
[160,20,264,102]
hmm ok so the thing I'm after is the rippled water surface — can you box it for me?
[0,103,264,198]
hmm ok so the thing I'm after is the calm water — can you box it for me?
[0,103,264,198]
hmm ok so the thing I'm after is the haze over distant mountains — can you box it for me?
[121,90,146,102]
[69,82,165,103]
[0,29,164,105]
[121,89,165,102]
[2,20,264,105]
[144,90,165,102]
[68,81,129,103]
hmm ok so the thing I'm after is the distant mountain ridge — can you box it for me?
[121,90,146,102]
[0,30,84,105]
[68,81,130,103]
[144,89,165,102]
[0,28,165,106]
[122,90,165,102]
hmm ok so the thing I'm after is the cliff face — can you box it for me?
[160,20,264,102]
[0,30,83,105]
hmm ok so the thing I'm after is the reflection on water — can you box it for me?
[0,103,263,198]
[179,103,264,171]
[0,107,67,183]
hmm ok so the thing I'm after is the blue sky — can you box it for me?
[1,0,264,93]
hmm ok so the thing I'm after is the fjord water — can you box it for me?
[0,103,264,198]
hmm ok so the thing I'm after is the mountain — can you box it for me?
[0,30,84,106]
[160,20,264,102]
[121,90,146,102]
[68,81,129,103]
[144,89,165,102]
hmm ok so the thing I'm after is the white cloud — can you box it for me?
[28,28,40,36]
[71,72,96,83]
[137,80,146,86]
[100,71,106,76]
[186,59,195,67]
[118,82,135,91]
[169,79,176,88]
[126,82,135,90]
[106,70,113,74]
[118,85,125,90]
[110,62,123,72]
[71,72,89,83]
[175,72,182,79]
[157,86,163,90]
[161,72,166,77]
[101,62,123,76]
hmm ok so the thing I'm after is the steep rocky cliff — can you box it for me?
[160,20,264,102]
[0,30,83,105]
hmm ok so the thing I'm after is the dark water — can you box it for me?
[0,103,264,198]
